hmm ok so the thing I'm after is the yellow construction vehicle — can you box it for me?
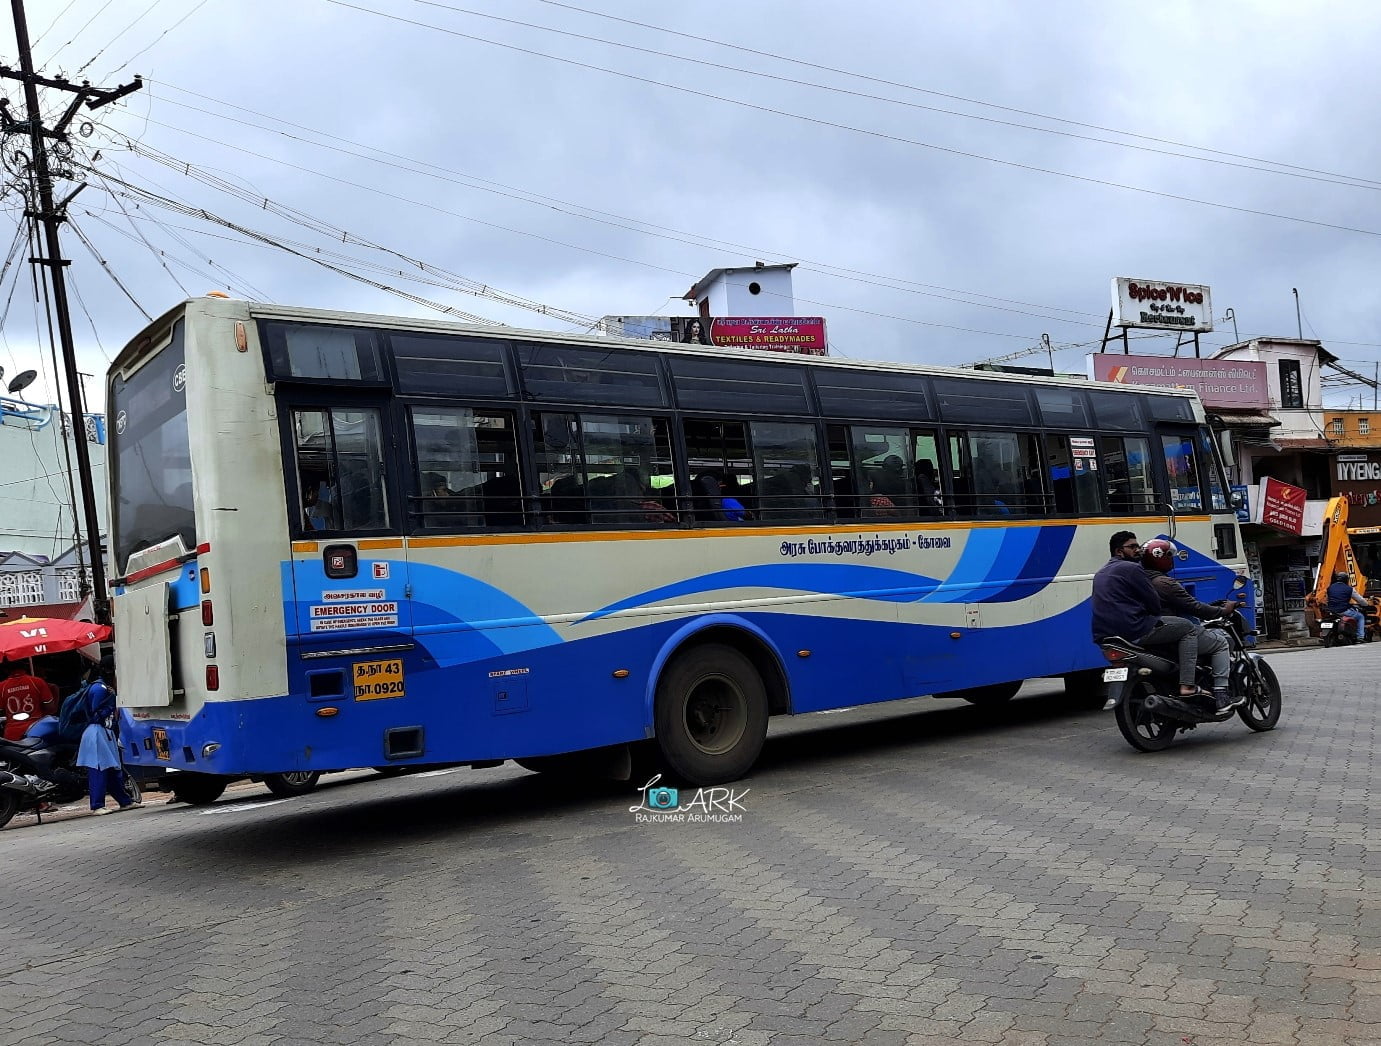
[1308,497,1378,643]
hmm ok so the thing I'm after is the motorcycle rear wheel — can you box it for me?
[1114,684,1178,752]
[0,787,17,829]
[1238,660,1282,732]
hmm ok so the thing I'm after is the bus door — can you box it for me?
[284,401,415,669]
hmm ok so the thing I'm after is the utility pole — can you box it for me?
[0,0,141,624]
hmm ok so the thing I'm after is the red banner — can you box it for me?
[709,317,827,355]
[1259,476,1307,534]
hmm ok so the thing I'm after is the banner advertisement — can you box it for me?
[1258,476,1307,535]
[1092,353,1269,409]
[610,316,828,355]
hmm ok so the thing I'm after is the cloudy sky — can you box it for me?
[3,0,1379,409]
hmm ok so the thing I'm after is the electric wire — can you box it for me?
[46,0,119,66]
[32,0,82,50]
[66,214,152,320]
[75,0,165,77]
[103,0,211,78]
[406,0,1381,193]
[533,0,1381,190]
[326,0,1381,239]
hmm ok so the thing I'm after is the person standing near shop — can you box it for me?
[76,656,138,815]
[0,660,58,741]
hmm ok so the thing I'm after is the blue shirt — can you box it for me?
[1091,556,1161,642]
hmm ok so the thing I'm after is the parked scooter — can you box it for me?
[0,713,141,828]
[1100,576,1282,752]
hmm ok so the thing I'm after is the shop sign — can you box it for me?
[1331,452,1381,529]
[1092,352,1268,409]
[703,317,828,355]
[1111,277,1213,332]
[1258,476,1306,535]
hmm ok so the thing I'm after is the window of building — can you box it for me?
[0,571,43,608]
[55,568,81,602]
[1331,418,1345,436]
[1361,418,1371,436]
[1279,359,1304,409]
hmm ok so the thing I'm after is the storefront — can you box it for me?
[1333,451,1381,584]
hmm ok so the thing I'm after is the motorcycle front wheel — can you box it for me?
[1238,659,1282,732]
[1114,683,1178,752]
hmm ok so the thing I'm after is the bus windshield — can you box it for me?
[110,318,195,572]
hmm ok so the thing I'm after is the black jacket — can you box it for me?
[1091,557,1160,642]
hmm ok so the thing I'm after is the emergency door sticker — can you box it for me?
[310,588,398,632]
[353,659,405,701]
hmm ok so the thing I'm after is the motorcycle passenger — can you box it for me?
[1325,571,1371,642]
[1091,531,1207,699]
[1140,538,1243,714]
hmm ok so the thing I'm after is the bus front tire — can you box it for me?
[169,773,228,806]
[654,643,768,787]
[934,680,1022,706]
[262,771,321,798]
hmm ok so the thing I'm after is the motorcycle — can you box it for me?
[1099,577,1282,752]
[0,713,142,828]
[1318,606,1364,648]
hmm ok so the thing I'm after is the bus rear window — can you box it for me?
[110,319,195,572]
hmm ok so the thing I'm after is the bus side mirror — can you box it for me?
[1229,489,1245,509]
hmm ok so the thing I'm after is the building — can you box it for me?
[0,394,106,619]
[1321,408,1381,583]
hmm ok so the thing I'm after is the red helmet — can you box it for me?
[1140,538,1178,572]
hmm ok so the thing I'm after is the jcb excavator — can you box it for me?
[1308,497,1379,644]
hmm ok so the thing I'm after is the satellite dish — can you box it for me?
[7,369,36,396]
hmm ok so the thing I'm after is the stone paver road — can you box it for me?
[2,643,1378,1046]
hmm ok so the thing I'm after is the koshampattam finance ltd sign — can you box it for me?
[1092,353,1270,410]
[1111,277,1213,333]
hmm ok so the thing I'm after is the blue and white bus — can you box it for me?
[108,297,1246,794]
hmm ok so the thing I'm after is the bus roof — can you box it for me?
[111,295,1202,404]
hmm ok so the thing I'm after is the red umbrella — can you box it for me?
[0,616,111,661]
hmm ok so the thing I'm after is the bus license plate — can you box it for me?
[1102,667,1129,682]
[353,659,405,701]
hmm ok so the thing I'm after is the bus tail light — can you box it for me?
[199,567,211,594]
[206,665,219,691]
[201,600,213,626]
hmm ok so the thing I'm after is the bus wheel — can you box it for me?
[169,773,228,806]
[655,643,768,786]
[935,680,1022,706]
[263,771,321,798]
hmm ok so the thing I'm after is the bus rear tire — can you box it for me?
[169,773,228,806]
[263,771,321,798]
[654,643,768,787]
[935,680,1022,706]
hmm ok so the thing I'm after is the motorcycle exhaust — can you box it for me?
[0,770,48,796]
[1140,693,1203,724]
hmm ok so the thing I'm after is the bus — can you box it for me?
[108,297,1247,794]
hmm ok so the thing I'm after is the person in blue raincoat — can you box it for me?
[76,655,139,816]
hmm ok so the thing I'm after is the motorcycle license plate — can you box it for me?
[1102,667,1129,682]
[1320,621,1333,631]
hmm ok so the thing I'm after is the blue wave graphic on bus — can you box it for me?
[409,564,563,654]
[922,525,1076,604]
[581,563,944,623]
[582,525,1077,621]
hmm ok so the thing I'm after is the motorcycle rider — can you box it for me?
[1324,571,1371,642]
[1140,538,1244,714]
[1091,531,1207,700]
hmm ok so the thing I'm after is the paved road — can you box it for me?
[2,644,1378,1046]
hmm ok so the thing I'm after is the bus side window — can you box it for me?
[848,426,915,519]
[960,431,1045,517]
[532,413,586,524]
[1044,435,1104,515]
[1101,435,1157,515]
[292,408,390,533]
[752,422,823,522]
[683,418,753,522]
[912,430,944,516]
[410,408,522,530]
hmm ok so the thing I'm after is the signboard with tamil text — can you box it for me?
[1092,352,1269,410]
[1111,278,1213,333]
[1258,476,1307,535]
